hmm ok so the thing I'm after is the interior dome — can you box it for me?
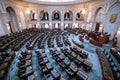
[23,0,91,5]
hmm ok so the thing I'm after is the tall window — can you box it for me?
[43,12,49,20]
[54,13,60,20]
[64,13,70,19]
[31,11,37,21]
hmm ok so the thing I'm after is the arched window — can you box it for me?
[31,11,37,21]
[6,7,19,33]
[52,10,61,21]
[64,11,73,21]
[76,11,84,21]
[54,13,59,20]
[77,13,80,18]
[43,12,49,20]
[64,13,70,19]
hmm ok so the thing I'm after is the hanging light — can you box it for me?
[26,8,30,14]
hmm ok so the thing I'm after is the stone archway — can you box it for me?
[6,7,19,33]
[93,7,103,31]
[104,3,120,40]
[40,10,49,21]
[52,10,61,21]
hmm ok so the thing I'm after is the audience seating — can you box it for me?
[50,48,88,79]
[62,34,71,46]
[0,52,15,79]
[110,48,120,64]
[56,35,63,47]
[72,38,84,48]
[27,34,41,50]
[36,50,67,80]
[96,48,114,80]
[47,33,55,48]
[76,69,88,80]
[0,28,119,80]
[0,29,37,52]
[17,51,35,80]
[70,46,88,59]
[104,49,120,80]
[38,33,49,49]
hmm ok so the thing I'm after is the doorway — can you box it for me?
[6,7,18,33]
[8,21,13,33]
[95,23,100,31]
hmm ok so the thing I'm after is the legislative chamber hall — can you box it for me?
[0,0,120,80]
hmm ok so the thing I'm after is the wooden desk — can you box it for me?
[90,39,102,47]
[98,35,109,44]
[76,69,88,80]
[63,58,70,66]
[46,63,53,71]
[51,69,61,79]
[69,64,78,73]
[83,60,93,71]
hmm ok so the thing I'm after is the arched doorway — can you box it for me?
[93,7,103,31]
[40,10,49,21]
[95,23,100,31]
[52,10,61,21]
[64,10,73,21]
[6,7,19,33]
[76,11,84,21]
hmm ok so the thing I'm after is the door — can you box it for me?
[95,23,100,31]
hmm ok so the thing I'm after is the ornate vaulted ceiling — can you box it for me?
[23,0,92,5]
